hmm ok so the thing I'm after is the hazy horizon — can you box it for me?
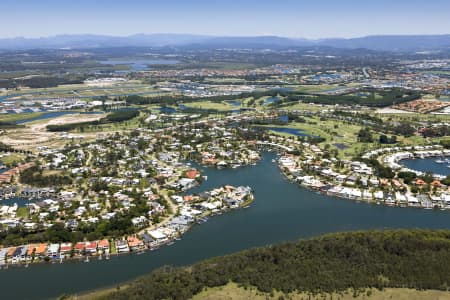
[2,0,450,39]
[2,32,450,41]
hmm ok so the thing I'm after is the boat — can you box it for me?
[202,176,208,181]
[435,159,445,164]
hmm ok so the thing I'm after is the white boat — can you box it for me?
[435,159,445,164]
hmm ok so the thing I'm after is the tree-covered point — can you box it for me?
[97,230,450,300]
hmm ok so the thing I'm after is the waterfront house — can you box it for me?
[47,244,59,257]
[97,239,110,252]
[35,243,47,258]
[141,233,154,246]
[0,249,8,265]
[74,242,85,254]
[60,243,73,255]
[127,236,144,251]
[115,239,130,253]
[26,244,36,258]
[85,241,97,255]
[148,229,167,241]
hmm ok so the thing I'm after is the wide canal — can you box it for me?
[1,152,450,299]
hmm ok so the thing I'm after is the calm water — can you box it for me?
[226,100,241,107]
[99,59,179,71]
[264,96,280,105]
[0,197,40,207]
[401,157,450,176]
[15,111,104,124]
[1,152,449,299]
[265,126,311,137]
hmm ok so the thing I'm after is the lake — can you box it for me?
[0,152,449,299]
[15,111,104,124]
[266,126,310,137]
[264,97,280,105]
[401,157,450,177]
[99,59,179,71]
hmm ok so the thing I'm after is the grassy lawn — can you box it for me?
[42,169,64,176]
[16,207,29,219]
[293,83,361,94]
[109,240,117,254]
[184,101,237,111]
[279,101,330,112]
[192,282,450,300]
[0,112,45,123]
[0,153,25,166]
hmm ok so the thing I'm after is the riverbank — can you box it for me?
[0,185,254,270]
[192,283,450,300]
[76,229,450,300]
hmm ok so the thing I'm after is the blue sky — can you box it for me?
[2,0,449,38]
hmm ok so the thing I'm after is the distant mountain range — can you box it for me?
[0,34,449,51]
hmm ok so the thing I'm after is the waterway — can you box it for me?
[401,157,450,177]
[1,152,450,299]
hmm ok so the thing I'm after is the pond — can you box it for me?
[264,97,280,105]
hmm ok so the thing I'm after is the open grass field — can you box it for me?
[0,112,45,123]
[258,117,364,157]
[0,153,25,166]
[192,282,450,300]
[279,101,330,112]
[184,101,238,111]
[294,83,361,94]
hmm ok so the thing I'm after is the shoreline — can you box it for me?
[0,185,255,270]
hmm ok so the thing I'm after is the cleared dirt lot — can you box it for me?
[0,113,104,151]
